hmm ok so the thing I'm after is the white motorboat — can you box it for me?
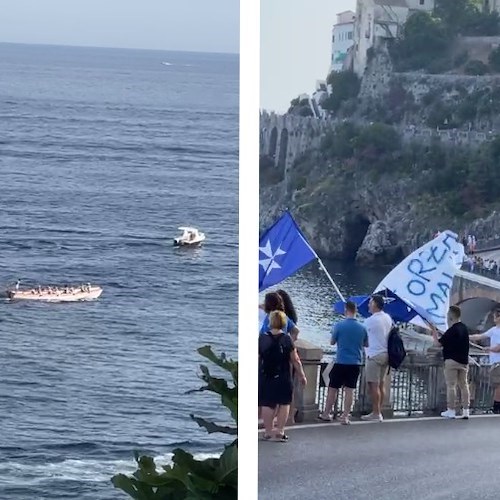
[7,284,103,302]
[173,227,205,247]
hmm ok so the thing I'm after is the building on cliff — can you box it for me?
[330,10,356,73]
[352,0,435,77]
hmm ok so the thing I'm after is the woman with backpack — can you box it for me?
[258,291,300,424]
[259,311,307,442]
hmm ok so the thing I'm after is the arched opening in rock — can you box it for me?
[269,127,278,158]
[343,215,370,261]
[277,128,289,169]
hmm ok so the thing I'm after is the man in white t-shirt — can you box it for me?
[361,294,393,422]
[470,307,500,414]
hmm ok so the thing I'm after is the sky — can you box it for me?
[0,0,239,54]
[261,0,356,112]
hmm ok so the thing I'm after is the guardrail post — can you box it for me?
[382,372,394,418]
[425,349,453,414]
[295,339,323,422]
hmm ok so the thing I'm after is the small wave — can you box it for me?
[0,452,220,486]
[0,242,32,250]
[124,240,164,249]
[32,228,105,237]
[161,62,172,66]
[43,442,101,453]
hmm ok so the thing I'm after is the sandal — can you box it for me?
[275,433,289,442]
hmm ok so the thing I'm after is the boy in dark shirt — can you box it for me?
[431,305,470,419]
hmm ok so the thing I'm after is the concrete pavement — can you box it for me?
[259,416,500,500]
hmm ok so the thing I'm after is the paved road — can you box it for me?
[259,416,500,500]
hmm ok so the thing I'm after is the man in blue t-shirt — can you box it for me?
[318,301,368,425]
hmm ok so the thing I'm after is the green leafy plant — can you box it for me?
[464,59,489,76]
[111,346,238,500]
[435,0,499,36]
[454,50,469,68]
[390,11,451,72]
[289,118,500,220]
[489,46,500,73]
[389,2,499,73]
[323,71,361,113]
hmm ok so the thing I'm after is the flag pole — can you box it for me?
[317,257,346,302]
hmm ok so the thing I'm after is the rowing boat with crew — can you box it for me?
[6,282,103,302]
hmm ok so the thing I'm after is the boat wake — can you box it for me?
[161,62,193,68]
[0,452,220,486]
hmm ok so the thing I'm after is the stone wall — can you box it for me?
[260,112,495,172]
[261,40,500,171]
[358,41,395,101]
[455,35,500,64]
[359,43,500,102]
[401,125,495,147]
[358,41,500,131]
[260,112,334,173]
[394,72,500,103]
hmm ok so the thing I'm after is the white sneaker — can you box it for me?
[459,409,470,420]
[361,412,383,422]
[441,409,456,419]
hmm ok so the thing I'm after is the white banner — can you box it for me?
[375,230,465,332]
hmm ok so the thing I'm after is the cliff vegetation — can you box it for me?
[261,120,500,265]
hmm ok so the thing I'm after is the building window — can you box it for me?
[348,31,353,40]
[332,34,335,43]
[419,0,424,4]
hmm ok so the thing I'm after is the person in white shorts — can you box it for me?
[361,295,392,422]
[470,307,500,414]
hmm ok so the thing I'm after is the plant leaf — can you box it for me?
[190,415,237,435]
[111,345,238,500]
[111,475,143,500]
[216,443,238,483]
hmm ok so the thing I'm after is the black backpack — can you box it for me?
[261,332,286,378]
[387,326,406,371]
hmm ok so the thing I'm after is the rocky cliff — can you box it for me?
[260,118,500,266]
[260,144,500,266]
[260,152,423,266]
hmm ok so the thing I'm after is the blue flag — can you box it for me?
[259,211,317,291]
[333,289,433,324]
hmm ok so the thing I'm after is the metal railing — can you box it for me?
[465,264,500,282]
[316,354,494,417]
